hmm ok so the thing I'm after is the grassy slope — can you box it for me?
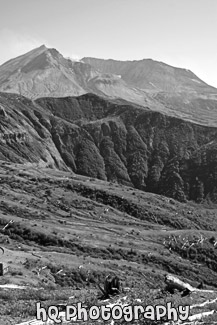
[1,161,217,323]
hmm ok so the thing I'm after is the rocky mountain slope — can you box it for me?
[0,92,66,169]
[83,57,217,127]
[1,91,217,204]
[0,45,151,106]
[1,46,217,127]
[82,57,216,93]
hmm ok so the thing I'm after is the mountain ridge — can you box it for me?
[1,91,217,204]
[0,45,139,101]
[1,45,217,127]
[82,56,217,93]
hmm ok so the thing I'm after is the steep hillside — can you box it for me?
[37,94,217,203]
[0,92,66,169]
[1,91,217,204]
[1,162,217,324]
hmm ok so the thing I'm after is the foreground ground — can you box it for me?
[1,161,217,324]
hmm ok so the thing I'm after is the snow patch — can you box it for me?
[191,79,201,84]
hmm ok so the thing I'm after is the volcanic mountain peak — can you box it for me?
[1,44,48,70]
[1,46,217,126]
[82,56,216,93]
[0,45,150,102]
[0,45,104,99]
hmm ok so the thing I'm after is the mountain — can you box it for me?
[0,45,151,105]
[1,45,217,127]
[0,45,101,98]
[83,57,217,127]
[2,94,217,324]
[2,91,217,204]
[82,57,217,93]
[3,49,217,325]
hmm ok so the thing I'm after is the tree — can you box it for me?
[159,159,186,202]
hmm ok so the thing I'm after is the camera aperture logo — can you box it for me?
[36,301,190,323]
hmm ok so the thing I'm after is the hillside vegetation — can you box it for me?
[1,91,217,204]
[1,162,217,323]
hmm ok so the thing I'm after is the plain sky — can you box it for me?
[0,0,217,86]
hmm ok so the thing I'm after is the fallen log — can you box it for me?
[165,274,215,294]
[2,220,14,231]
[31,252,42,258]
[165,274,194,293]
[164,310,215,325]
[188,309,215,322]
